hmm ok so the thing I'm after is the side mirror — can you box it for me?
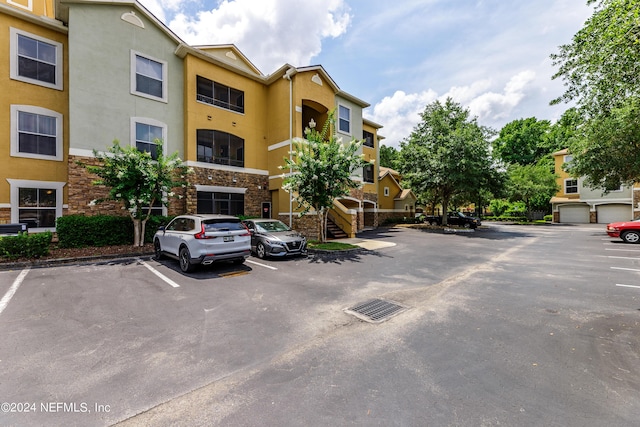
[157,226,165,232]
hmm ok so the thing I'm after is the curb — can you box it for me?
[307,247,367,255]
[0,252,154,271]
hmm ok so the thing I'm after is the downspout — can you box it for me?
[284,67,295,227]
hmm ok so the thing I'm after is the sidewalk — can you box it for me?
[338,237,396,251]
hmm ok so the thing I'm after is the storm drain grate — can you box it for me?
[345,298,407,323]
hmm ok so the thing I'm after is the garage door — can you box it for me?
[559,205,590,223]
[597,204,632,224]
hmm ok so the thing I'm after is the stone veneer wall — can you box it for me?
[0,208,10,224]
[378,211,408,225]
[362,191,379,228]
[68,155,187,216]
[634,188,640,219]
[186,166,270,217]
[68,155,124,216]
[279,213,319,240]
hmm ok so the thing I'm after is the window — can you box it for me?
[338,105,351,134]
[384,187,390,197]
[363,164,374,183]
[197,130,244,167]
[18,188,57,228]
[136,122,162,159]
[197,192,244,216]
[166,217,195,232]
[196,76,244,113]
[8,179,65,231]
[11,105,63,161]
[565,179,578,194]
[145,200,165,216]
[131,118,166,160]
[8,0,33,12]
[363,130,374,148]
[563,155,573,163]
[10,28,63,90]
[131,51,167,101]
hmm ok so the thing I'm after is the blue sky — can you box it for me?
[139,0,594,148]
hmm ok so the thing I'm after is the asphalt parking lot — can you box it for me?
[1,223,639,426]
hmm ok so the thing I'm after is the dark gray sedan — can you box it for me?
[242,219,307,259]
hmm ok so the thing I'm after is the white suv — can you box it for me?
[153,214,251,272]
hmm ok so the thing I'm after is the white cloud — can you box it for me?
[366,89,438,148]
[368,71,536,148]
[467,70,536,122]
[139,0,166,22]
[137,0,591,150]
[141,0,197,21]
[166,0,352,74]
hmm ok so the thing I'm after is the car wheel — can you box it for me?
[153,239,164,260]
[179,246,196,272]
[256,242,267,259]
[621,230,640,244]
[463,223,471,229]
[429,220,438,226]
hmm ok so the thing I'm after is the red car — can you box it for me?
[606,219,640,243]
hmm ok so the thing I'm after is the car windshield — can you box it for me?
[203,219,244,231]
[256,221,290,233]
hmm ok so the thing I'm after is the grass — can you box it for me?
[308,241,359,251]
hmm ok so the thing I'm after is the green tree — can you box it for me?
[282,112,370,242]
[566,97,640,190]
[398,98,495,225]
[493,117,551,166]
[551,1,640,188]
[81,140,189,246]
[551,0,640,115]
[545,108,583,154]
[379,144,399,169]
[506,162,559,217]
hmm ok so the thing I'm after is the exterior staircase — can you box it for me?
[326,217,348,239]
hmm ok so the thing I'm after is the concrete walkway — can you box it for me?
[338,237,396,250]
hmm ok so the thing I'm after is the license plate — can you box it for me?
[223,236,234,242]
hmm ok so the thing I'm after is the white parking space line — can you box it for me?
[246,259,278,270]
[0,268,29,315]
[611,267,640,272]
[606,256,640,260]
[606,248,640,252]
[616,284,640,289]
[139,260,180,288]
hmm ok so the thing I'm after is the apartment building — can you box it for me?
[1,0,67,231]
[550,149,639,223]
[1,0,383,238]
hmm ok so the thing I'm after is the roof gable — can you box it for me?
[192,44,262,76]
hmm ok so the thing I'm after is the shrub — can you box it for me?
[144,215,174,243]
[56,215,174,248]
[544,214,553,222]
[57,215,133,247]
[0,231,52,259]
[382,216,422,225]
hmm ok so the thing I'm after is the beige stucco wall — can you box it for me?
[1,0,55,18]
[183,54,268,170]
[0,11,69,205]
[378,174,400,210]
